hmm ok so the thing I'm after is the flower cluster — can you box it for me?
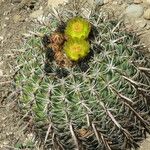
[64,17,91,61]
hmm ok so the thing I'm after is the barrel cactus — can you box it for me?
[10,1,150,149]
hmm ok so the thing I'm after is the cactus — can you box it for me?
[11,1,150,150]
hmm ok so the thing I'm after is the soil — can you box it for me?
[0,0,150,149]
[0,0,34,148]
[0,0,60,149]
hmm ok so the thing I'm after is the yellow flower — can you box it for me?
[64,39,90,61]
[65,17,91,40]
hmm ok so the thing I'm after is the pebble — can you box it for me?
[135,19,147,28]
[127,0,134,4]
[2,141,9,145]
[103,0,111,4]
[0,36,4,41]
[87,0,111,5]
[0,61,4,67]
[143,0,150,4]
[146,24,150,29]
[48,0,68,8]
[11,0,22,3]
[95,0,110,5]
[5,17,9,20]
[0,69,3,76]
[144,8,150,20]
[29,9,43,19]
[95,0,104,5]
[13,14,22,23]
[134,0,143,3]
[125,4,144,18]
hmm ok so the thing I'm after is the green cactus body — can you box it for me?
[13,2,150,150]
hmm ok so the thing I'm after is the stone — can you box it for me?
[13,14,22,23]
[95,0,104,5]
[144,8,150,20]
[125,4,144,18]
[11,0,22,3]
[47,0,68,8]
[126,0,134,4]
[134,0,143,3]
[143,0,150,4]
[5,17,9,20]
[135,19,147,28]
[0,36,4,41]
[87,0,111,6]
[29,9,43,19]
[146,24,150,29]
[95,0,111,5]
[0,70,3,76]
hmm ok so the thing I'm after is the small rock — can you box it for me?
[144,8,150,20]
[95,0,103,3]
[126,0,134,4]
[112,1,118,4]
[0,36,4,41]
[134,0,142,3]
[0,70,3,76]
[95,0,110,5]
[146,24,150,29]
[1,23,6,29]
[135,19,147,28]
[5,17,9,20]
[125,4,144,18]
[13,14,22,23]
[103,0,111,4]
[11,0,22,3]
[48,0,68,8]
[3,141,9,145]
[29,9,43,19]
[0,61,3,66]
[143,0,150,4]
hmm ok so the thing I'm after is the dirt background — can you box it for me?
[0,0,150,149]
